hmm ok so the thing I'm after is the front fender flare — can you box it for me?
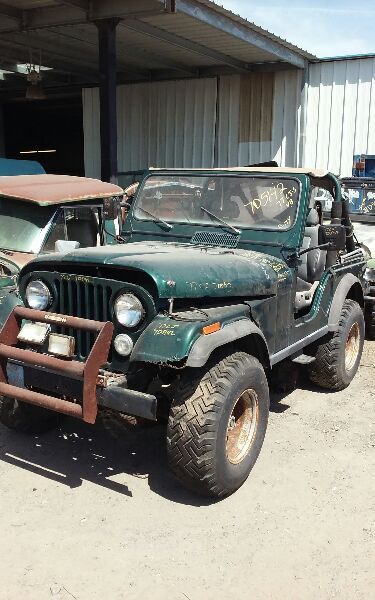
[186,319,268,367]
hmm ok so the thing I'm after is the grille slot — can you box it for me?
[191,231,239,248]
[54,278,113,360]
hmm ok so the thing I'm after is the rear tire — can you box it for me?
[167,352,269,498]
[308,299,364,390]
[0,396,59,434]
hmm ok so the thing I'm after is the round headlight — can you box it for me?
[114,293,144,327]
[114,334,134,356]
[25,280,51,310]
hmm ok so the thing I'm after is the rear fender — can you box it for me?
[328,273,364,330]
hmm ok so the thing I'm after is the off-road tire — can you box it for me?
[167,352,269,498]
[365,304,375,340]
[0,396,59,434]
[308,299,364,390]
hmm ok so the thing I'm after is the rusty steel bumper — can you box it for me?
[0,306,157,424]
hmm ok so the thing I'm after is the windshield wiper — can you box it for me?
[200,206,240,234]
[137,206,172,230]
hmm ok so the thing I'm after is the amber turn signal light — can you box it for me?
[202,322,221,335]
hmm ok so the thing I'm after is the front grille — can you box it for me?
[54,277,113,360]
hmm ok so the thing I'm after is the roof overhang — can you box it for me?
[0,0,314,99]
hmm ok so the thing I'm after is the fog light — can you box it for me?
[114,334,133,356]
[18,322,50,345]
[48,333,75,357]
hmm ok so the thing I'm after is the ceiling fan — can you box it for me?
[25,47,45,100]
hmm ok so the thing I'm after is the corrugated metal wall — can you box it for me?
[303,57,375,176]
[117,78,217,172]
[82,87,101,179]
[82,70,302,178]
[82,59,375,179]
[83,78,217,179]
[215,70,302,167]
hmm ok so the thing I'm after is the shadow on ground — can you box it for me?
[0,412,216,506]
[0,371,320,506]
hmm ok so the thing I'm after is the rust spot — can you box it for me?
[0,174,123,206]
[0,306,113,424]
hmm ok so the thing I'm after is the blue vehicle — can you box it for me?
[0,157,46,176]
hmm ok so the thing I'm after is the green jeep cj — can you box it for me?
[0,168,366,498]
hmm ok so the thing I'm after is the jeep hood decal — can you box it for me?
[27,242,292,299]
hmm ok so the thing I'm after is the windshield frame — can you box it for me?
[131,172,302,233]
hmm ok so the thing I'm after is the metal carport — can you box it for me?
[0,0,314,181]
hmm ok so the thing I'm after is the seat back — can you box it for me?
[66,209,98,248]
[298,208,327,283]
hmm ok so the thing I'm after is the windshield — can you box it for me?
[0,198,55,253]
[345,186,375,215]
[133,174,300,231]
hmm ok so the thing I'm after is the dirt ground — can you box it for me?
[0,342,374,600]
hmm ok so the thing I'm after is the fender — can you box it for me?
[328,273,363,330]
[130,304,266,366]
[186,319,269,367]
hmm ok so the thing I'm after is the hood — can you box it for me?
[26,241,293,299]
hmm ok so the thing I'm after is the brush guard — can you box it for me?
[0,306,113,424]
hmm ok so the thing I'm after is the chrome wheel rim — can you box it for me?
[226,389,259,465]
[345,322,360,372]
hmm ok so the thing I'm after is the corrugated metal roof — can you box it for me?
[195,0,316,61]
[137,13,280,64]
[0,0,313,97]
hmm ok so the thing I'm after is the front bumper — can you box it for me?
[0,306,156,424]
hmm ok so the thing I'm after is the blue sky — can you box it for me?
[219,0,375,57]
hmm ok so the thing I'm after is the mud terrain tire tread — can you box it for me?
[167,352,269,498]
[308,299,364,391]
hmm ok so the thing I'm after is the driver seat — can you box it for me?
[295,207,327,311]
[208,195,240,220]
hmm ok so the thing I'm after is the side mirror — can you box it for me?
[318,224,346,251]
[55,240,80,253]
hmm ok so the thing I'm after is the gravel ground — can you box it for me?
[0,342,374,600]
